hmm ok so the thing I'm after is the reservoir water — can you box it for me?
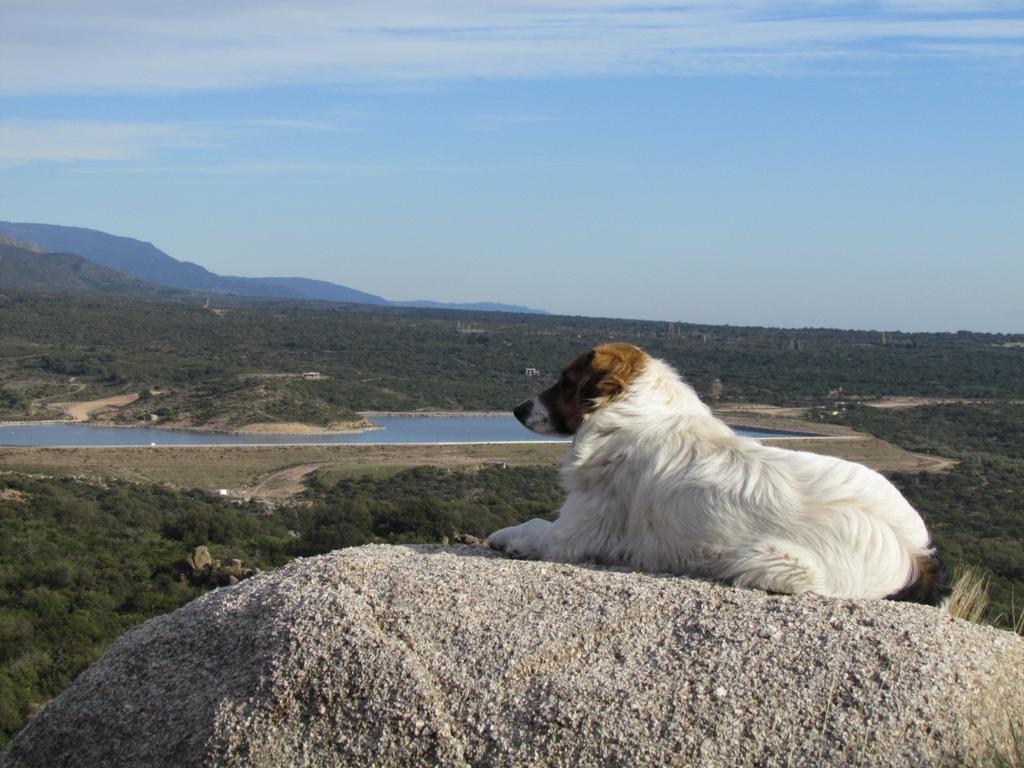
[0,417,800,448]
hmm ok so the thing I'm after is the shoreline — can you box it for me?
[228,420,380,436]
[0,439,575,450]
[0,435,857,452]
[0,434,844,451]
[357,410,509,418]
[0,419,69,426]
[0,418,380,436]
[1,413,831,444]
[0,411,511,433]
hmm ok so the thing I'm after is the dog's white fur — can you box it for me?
[518,397,560,436]
[488,354,933,599]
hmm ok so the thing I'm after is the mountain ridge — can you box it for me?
[0,242,195,297]
[0,221,547,314]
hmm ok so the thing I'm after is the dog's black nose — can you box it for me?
[513,399,533,425]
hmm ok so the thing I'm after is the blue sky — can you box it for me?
[1,1,1022,332]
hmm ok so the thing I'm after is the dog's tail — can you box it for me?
[886,549,951,607]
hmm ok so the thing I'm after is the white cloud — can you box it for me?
[0,1,1021,93]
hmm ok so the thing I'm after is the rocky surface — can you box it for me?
[3,544,1023,767]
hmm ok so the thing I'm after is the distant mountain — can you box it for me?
[0,221,388,305]
[0,221,547,314]
[0,242,188,297]
[396,299,545,314]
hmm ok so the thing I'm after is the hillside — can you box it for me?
[3,545,1022,767]
[0,466,563,745]
[0,236,40,252]
[0,243,184,297]
[1,292,1022,429]
[0,221,545,314]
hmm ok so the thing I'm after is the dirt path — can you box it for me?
[0,443,568,494]
[246,463,330,500]
[862,397,983,410]
[761,436,959,474]
[29,382,86,416]
[57,394,140,422]
[921,456,960,472]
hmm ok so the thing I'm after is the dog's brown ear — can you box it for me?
[583,344,647,402]
[561,349,596,388]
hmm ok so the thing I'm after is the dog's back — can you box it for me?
[714,442,944,602]
[565,415,940,600]
[491,344,945,604]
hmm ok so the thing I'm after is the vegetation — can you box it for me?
[0,243,187,299]
[945,565,991,625]
[0,475,284,745]
[296,465,560,552]
[818,401,1024,460]
[0,465,561,745]
[1,292,1023,428]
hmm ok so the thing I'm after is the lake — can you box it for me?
[0,417,801,447]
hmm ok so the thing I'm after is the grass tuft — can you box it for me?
[947,564,991,625]
[984,714,1024,768]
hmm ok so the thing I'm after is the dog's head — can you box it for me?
[513,343,648,436]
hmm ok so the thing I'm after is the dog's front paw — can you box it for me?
[487,519,551,560]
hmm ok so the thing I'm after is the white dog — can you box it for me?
[488,343,946,603]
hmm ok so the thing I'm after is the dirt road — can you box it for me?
[246,463,330,500]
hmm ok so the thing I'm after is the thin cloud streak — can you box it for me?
[467,113,553,131]
[0,120,214,164]
[1,1,1022,93]
[68,159,593,176]
[0,117,358,167]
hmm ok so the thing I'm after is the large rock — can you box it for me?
[3,545,1023,767]
[186,545,212,572]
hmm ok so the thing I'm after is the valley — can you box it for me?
[0,282,1022,748]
